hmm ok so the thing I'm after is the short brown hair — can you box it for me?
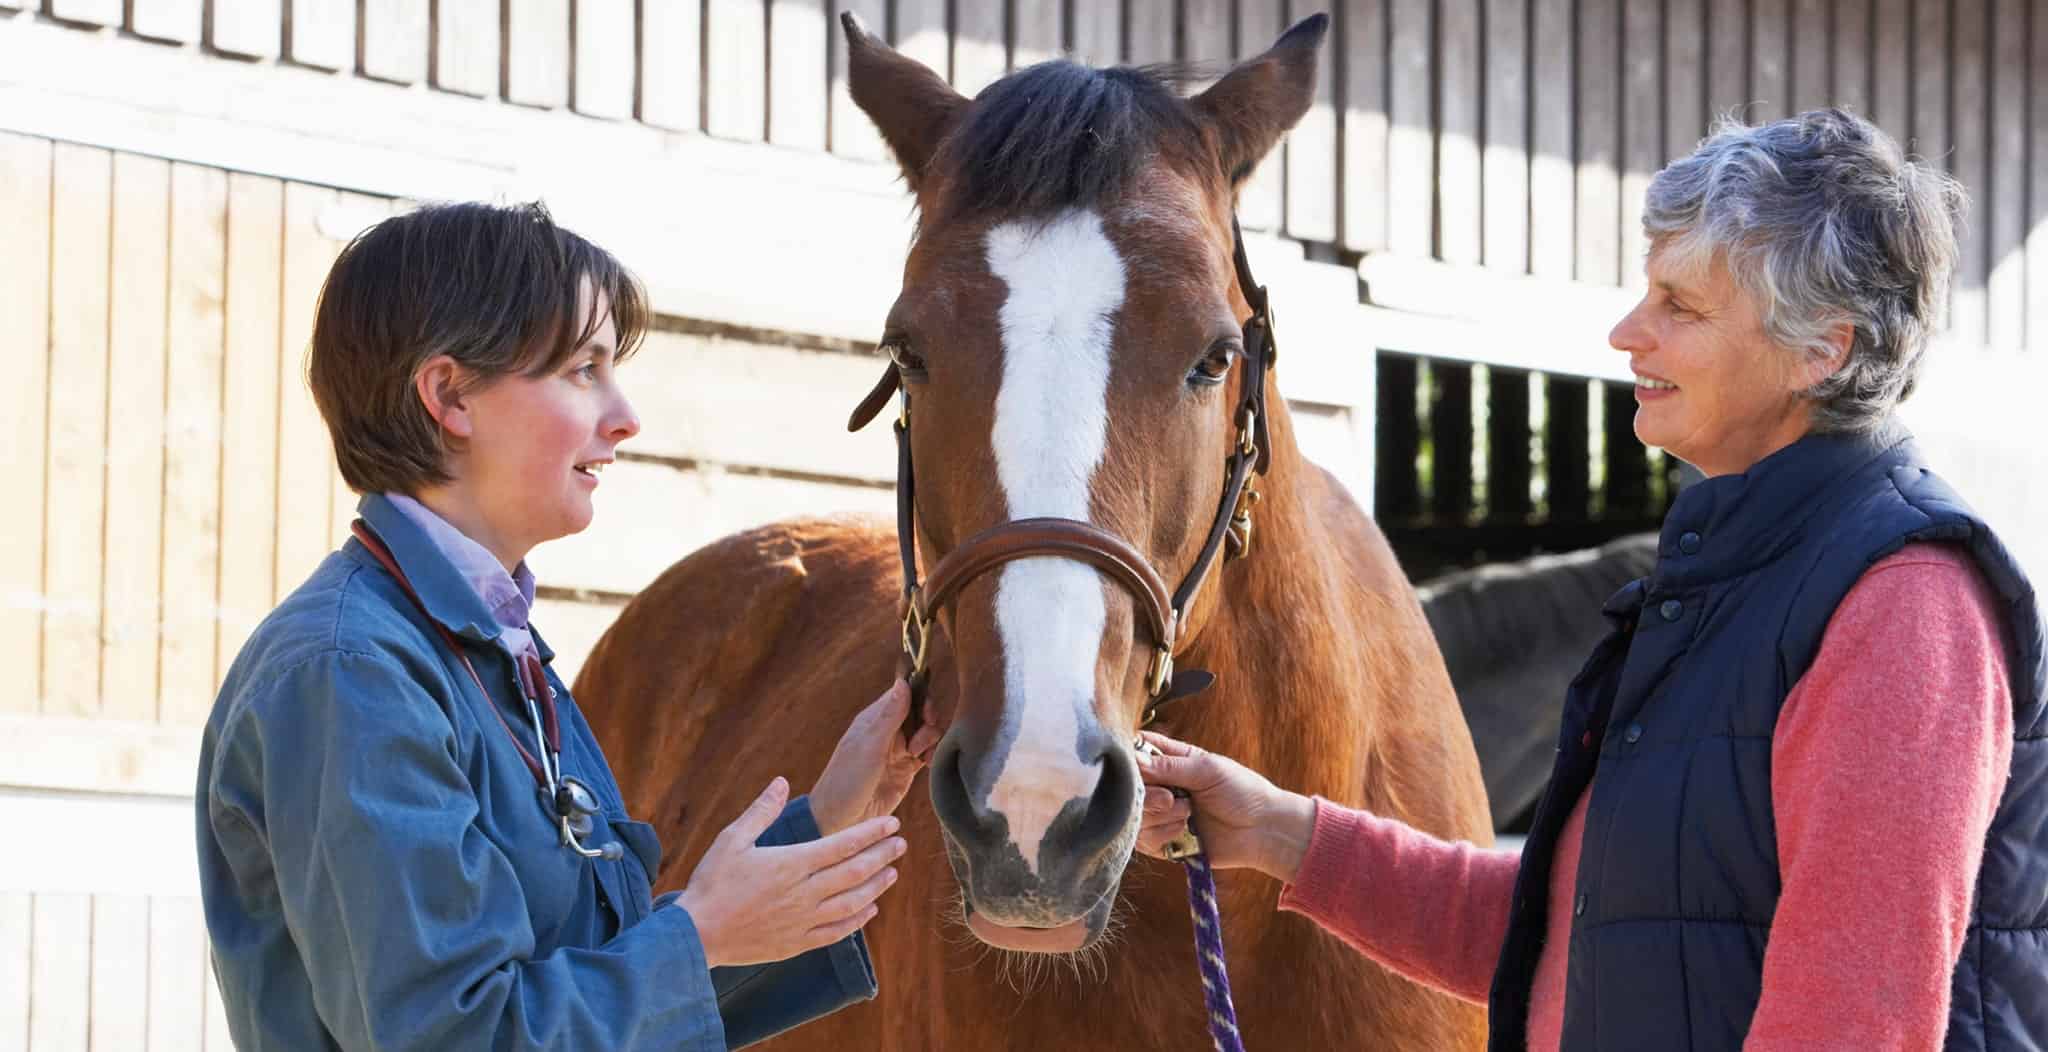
[308,201,648,494]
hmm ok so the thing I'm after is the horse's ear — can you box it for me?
[1190,13,1329,187]
[842,12,968,192]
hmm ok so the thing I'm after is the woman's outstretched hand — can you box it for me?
[677,777,907,967]
[809,679,944,838]
[1134,730,1318,883]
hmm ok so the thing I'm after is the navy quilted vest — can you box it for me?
[1485,424,2048,1051]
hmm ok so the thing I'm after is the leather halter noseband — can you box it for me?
[848,218,1278,727]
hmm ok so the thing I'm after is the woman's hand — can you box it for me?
[676,777,907,968]
[1134,730,1318,883]
[809,680,943,838]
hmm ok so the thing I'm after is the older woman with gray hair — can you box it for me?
[1136,108,2046,1051]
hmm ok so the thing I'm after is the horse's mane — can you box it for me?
[1418,533,1661,682]
[932,60,1211,222]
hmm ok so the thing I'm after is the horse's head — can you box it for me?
[844,13,1327,954]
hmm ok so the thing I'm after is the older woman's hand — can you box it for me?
[1135,731,1318,882]
[809,680,944,837]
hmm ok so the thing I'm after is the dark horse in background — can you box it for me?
[579,15,1491,1050]
[1422,533,1660,831]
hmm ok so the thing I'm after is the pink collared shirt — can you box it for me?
[385,492,542,662]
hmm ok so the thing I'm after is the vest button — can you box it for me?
[1678,531,1702,554]
[1624,723,1643,744]
[1573,892,1587,916]
[1659,599,1683,621]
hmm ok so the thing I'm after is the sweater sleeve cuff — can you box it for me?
[1277,796,1373,921]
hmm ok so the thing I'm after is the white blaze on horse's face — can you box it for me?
[982,208,1127,876]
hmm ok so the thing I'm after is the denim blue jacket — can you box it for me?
[195,493,876,1050]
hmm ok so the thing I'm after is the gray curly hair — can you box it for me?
[1642,108,1967,433]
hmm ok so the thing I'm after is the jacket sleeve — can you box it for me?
[702,795,880,1049]
[204,649,728,1052]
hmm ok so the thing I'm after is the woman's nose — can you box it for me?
[606,391,641,440]
[1610,301,1652,355]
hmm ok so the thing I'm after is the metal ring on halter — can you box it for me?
[1236,405,1259,457]
[901,606,933,678]
[1146,646,1174,698]
[1163,830,1203,861]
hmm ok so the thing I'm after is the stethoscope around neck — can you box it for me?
[351,521,623,862]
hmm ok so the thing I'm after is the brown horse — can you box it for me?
[579,14,1492,1049]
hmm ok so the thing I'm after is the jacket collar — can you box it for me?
[352,492,528,650]
[1652,420,1915,590]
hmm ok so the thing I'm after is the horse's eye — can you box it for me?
[1188,342,1238,387]
[885,339,928,379]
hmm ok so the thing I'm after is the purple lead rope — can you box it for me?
[1180,821,1246,1052]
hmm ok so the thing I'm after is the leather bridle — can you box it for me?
[847,217,1278,728]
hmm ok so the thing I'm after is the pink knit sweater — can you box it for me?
[1278,543,2014,1050]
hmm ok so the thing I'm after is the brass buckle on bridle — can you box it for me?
[901,604,933,679]
[1146,645,1174,699]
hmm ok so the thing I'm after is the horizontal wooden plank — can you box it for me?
[0,792,201,897]
[527,459,895,596]
[534,597,623,687]
[0,715,204,797]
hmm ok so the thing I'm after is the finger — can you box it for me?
[803,904,880,947]
[720,777,790,846]
[906,724,943,760]
[1134,744,1213,791]
[813,865,899,922]
[872,678,911,722]
[1138,730,1199,758]
[789,813,901,870]
[1140,788,1193,824]
[806,835,908,896]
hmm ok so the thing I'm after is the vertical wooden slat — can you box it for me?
[1341,0,1389,252]
[1486,368,1533,522]
[209,0,282,59]
[1481,0,1527,272]
[1831,0,1872,116]
[1705,0,1748,119]
[767,0,828,143]
[1871,0,1909,140]
[1184,0,1231,68]
[1375,355,1422,522]
[1430,363,1475,522]
[1986,0,2025,350]
[1529,0,1573,278]
[215,174,283,684]
[1750,0,1789,119]
[1603,382,1649,517]
[952,0,1007,95]
[1575,0,1620,285]
[572,0,636,118]
[130,0,203,43]
[434,0,502,96]
[704,0,768,139]
[640,0,703,129]
[103,153,170,724]
[0,894,26,1051]
[506,0,572,108]
[1433,0,1479,263]
[160,163,228,727]
[1385,0,1431,254]
[49,0,121,26]
[1128,0,1175,65]
[277,183,340,599]
[0,134,51,716]
[1619,0,1659,288]
[90,896,150,1051]
[2031,0,2048,352]
[44,143,112,720]
[1237,0,1286,232]
[895,0,949,84]
[829,0,889,158]
[360,0,430,84]
[30,894,91,1052]
[1072,0,1121,66]
[1544,375,1590,520]
[1284,0,1339,243]
[147,898,207,1052]
[1011,0,1062,69]
[1790,0,1828,110]
[1665,0,1705,160]
[286,0,354,71]
[1950,0,1988,346]
[1909,0,1948,162]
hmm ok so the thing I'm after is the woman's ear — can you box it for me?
[1801,322,1855,389]
[413,356,474,440]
